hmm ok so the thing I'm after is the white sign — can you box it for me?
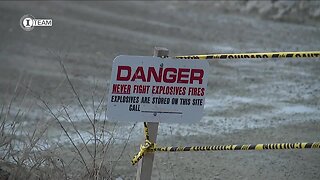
[107,55,209,123]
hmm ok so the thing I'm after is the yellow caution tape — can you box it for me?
[131,123,154,165]
[144,122,149,141]
[174,51,320,60]
[132,141,320,165]
[152,142,320,152]
[131,139,155,165]
[132,123,320,165]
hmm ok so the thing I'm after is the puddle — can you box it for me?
[279,105,317,114]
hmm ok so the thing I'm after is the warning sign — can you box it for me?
[107,55,209,123]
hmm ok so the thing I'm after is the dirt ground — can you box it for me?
[0,1,320,179]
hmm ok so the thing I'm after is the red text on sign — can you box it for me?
[116,66,204,84]
[188,87,205,96]
[112,84,131,94]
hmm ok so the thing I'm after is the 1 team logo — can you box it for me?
[20,14,35,31]
[20,14,52,31]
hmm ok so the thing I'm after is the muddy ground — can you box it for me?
[0,1,320,179]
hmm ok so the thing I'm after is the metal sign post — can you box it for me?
[136,47,169,180]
